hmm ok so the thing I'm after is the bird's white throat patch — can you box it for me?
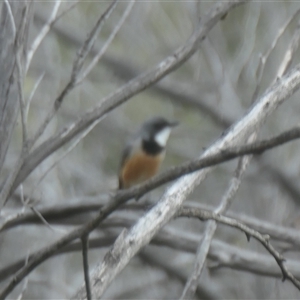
[155,127,171,147]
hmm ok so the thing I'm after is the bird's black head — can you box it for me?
[140,116,178,155]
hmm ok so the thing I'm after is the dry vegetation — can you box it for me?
[1,1,300,299]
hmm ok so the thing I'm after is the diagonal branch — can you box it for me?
[81,235,91,300]
[28,0,119,149]
[71,63,300,298]
[10,0,249,195]
[179,207,300,289]
[276,21,300,79]
[25,0,62,73]
[180,137,254,299]
[1,122,300,233]
[6,19,300,300]
[2,227,300,285]
[3,199,300,251]
[77,0,135,84]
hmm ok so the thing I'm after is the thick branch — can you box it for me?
[3,199,300,250]
[2,62,300,298]
[179,207,300,289]
[11,0,248,194]
[72,62,300,299]
[1,220,300,284]
[181,145,253,298]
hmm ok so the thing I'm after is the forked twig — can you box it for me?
[180,134,255,299]
[276,21,300,79]
[78,0,135,83]
[25,0,62,73]
[29,0,119,149]
[25,119,100,205]
[251,8,300,102]
[179,207,300,289]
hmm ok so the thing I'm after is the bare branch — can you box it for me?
[72,62,300,298]
[29,206,54,231]
[2,98,300,298]
[179,207,300,289]
[11,0,248,195]
[183,202,300,248]
[276,22,300,79]
[251,8,300,102]
[25,119,100,204]
[55,0,79,21]
[16,53,27,146]
[4,0,16,38]
[15,254,29,300]
[25,0,61,73]
[181,134,254,299]
[3,197,300,251]
[139,251,222,300]
[71,0,118,83]
[1,224,300,289]
[0,2,32,208]
[27,0,119,152]
[81,235,91,300]
[9,3,300,298]
[25,72,45,124]
[78,0,135,83]
[33,7,300,208]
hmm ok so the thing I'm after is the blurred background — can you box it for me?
[2,0,300,299]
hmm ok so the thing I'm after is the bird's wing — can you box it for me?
[118,142,133,189]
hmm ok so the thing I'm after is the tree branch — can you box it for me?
[72,59,300,298]
[11,0,248,195]
[2,110,300,299]
[81,235,91,300]
[1,226,300,290]
[179,207,300,289]
[181,136,254,299]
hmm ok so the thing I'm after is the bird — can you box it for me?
[118,116,178,190]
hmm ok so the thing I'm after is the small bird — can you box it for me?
[118,116,178,189]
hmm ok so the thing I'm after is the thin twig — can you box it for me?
[11,0,249,196]
[2,117,300,299]
[71,0,118,83]
[31,5,300,209]
[0,155,27,209]
[179,207,300,289]
[3,121,300,220]
[25,119,100,206]
[16,51,27,147]
[3,199,300,252]
[55,0,79,21]
[0,0,119,209]
[251,8,300,102]
[29,206,54,232]
[0,3,31,208]
[78,0,135,83]
[28,0,118,150]
[15,3,31,146]
[180,134,255,299]
[82,235,92,300]
[139,251,221,300]
[4,0,16,38]
[25,0,61,73]
[276,21,300,80]
[15,186,54,231]
[16,253,29,300]
[3,227,300,286]
[25,72,45,124]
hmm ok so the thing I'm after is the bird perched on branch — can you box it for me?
[118,116,178,190]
